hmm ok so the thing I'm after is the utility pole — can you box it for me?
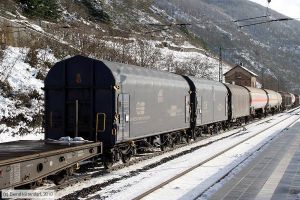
[219,46,223,82]
[277,74,280,91]
[261,67,266,88]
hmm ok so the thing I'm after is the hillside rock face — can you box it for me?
[154,0,300,92]
[0,0,226,139]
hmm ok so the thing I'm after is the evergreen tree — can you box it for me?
[20,0,60,21]
[82,0,110,23]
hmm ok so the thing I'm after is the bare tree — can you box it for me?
[130,39,162,69]
[164,54,176,72]
[184,57,214,79]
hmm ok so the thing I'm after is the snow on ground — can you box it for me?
[0,47,43,121]
[103,38,231,80]
[0,127,43,143]
[10,19,45,32]
[138,10,161,24]
[0,46,57,143]
[54,110,296,199]
[145,112,300,200]
[158,45,231,80]
[95,111,298,200]
[1,47,43,93]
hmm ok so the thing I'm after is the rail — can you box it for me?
[132,108,300,200]
[52,108,300,199]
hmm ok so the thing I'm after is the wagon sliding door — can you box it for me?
[117,93,130,141]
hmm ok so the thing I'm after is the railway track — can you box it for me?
[40,108,299,199]
[53,111,298,199]
[46,113,278,191]
[131,108,300,200]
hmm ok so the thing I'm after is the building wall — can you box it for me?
[251,76,256,87]
[225,67,257,87]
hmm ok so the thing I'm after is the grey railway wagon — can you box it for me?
[225,84,250,120]
[187,77,228,126]
[279,91,293,109]
[0,141,101,189]
[45,56,190,149]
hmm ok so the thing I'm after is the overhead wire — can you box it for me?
[234,0,299,28]
[239,17,300,28]
[233,15,269,23]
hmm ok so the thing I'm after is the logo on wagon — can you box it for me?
[76,73,82,84]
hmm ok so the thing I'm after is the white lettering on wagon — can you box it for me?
[136,102,146,115]
[10,163,20,184]
[77,150,84,157]
[158,89,164,103]
[167,105,183,117]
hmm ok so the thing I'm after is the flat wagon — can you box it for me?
[0,140,101,189]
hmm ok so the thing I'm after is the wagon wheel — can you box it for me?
[120,146,133,163]
[214,125,220,134]
[103,153,114,169]
[53,170,68,185]
[185,135,191,144]
[27,179,43,189]
[28,181,38,189]
[160,134,174,151]
[222,123,227,131]
[195,129,203,138]
[186,130,195,143]
[121,152,132,163]
[160,143,166,151]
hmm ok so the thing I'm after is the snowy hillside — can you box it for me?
[0,46,57,142]
[0,1,233,141]
[154,0,300,92]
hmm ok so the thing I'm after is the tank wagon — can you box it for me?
[225,84,250,125]
[290,93,296,105]
[244,87,268,117]
[294,94,300,107]
[279,91,293,110]
[263,89,282,114]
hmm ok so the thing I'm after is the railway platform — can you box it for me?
[209,121,300,200]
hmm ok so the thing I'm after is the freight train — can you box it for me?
[0,55,298,189]
[44,56,297,167]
